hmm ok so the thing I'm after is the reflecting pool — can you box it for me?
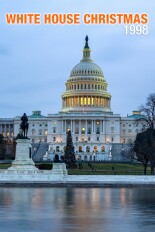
[0,187,155,232]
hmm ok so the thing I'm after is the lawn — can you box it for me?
[0,162,151,175]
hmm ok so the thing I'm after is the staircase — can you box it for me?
[31,143,49,162]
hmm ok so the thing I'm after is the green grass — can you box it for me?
[68,163,151,175]
[0,162,151,175]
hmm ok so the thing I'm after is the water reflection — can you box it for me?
[0,188,155,232]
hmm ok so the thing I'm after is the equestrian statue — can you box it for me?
[20,113,29,138]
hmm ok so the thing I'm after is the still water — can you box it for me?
[0,187,155,232]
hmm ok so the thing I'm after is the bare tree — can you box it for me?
[138,93,155,130]
[134,93,155,175]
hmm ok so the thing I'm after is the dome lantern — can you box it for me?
[81,35,92,62]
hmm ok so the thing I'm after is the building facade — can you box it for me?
[0,37,144,161]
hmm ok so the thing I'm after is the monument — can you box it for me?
[8,113,37,171]
[7,113,68,179]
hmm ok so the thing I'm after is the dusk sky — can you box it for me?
[0,0,154,118]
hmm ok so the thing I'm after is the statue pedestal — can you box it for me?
[8,139,37,171]
[51,163,68,176]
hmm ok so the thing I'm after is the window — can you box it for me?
[39,124,42,127]
[87,127,91,134]
[84,97,87,105]
[75,127,79,134]
[92,97,94,106]
[79,146,82,152]
[53,127,56,133]
[88,136,91,141]
[110,127,114,134]
[82,136,85,142]
[86,146,90,152]
[10,124,14,128]
[32,129,35,136]
[53,137,56,142]
[76,136,78,141]
[96,127,100,134]
[82,128,85,134]
[97,136,99,141]
[80,97,83,106]
[39,129,42,135]
[56,146,59,152]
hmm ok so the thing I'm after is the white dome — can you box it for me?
[70,61,104,78]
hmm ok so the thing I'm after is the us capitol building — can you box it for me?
[0,37,144,161]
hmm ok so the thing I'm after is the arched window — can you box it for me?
[44,130,48,136]
[56,146,59,152]
[86,146,90,152]
[79,146,82,152]
[94,146,98,152]
[84,155,87,161]
[101,146,105,152]
[32,129,35,136]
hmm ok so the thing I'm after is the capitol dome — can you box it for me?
[70,61,104,78]
[61,36,112,113]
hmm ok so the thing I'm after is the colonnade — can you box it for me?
[66,82,107,91]
[62,119,106,134]
[62,96,111,108]
[0,123,14,137]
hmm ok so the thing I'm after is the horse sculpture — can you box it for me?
[20,113,29,138]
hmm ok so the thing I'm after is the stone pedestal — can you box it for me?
[51,163,68,176]
[8,139,37,171]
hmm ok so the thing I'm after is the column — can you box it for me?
[65,120,66,133]
[71,120,73,132]
[79,120,81,134]
[72,120,74,134]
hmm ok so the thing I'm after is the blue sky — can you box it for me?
[0,0,154,118]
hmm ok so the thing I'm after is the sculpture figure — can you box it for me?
[20,113,29,138]
[85,35,89,48]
